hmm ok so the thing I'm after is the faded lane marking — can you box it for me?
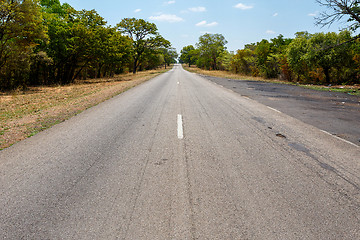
[267,106,282,114]
[320,130,359,148]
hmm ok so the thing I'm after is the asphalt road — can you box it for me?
[0,65,359,239]
[201,74,360,146]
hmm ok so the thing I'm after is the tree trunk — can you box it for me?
[133,60,137,74]
[97,63,103,78]
[324,67,330,84]
[213,57,217,70]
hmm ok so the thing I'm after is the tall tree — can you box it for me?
[305,31,353,84]
[0,0,47,89]
[286,35,311,82]
[41,2,109,84]
[180,45,197,67]
[196,33,227,70]
[117,18,170,73]
[230,49,255,75]
[160,47,178,68]
[90,26,132,78]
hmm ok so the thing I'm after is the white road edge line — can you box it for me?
[267,106,282,114]
[177,114,184,139]
[320,130,359,148]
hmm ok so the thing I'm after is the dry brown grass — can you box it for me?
[0,68,168,150]
[183,65,265,81]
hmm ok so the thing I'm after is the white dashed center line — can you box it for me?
[177,114,184,139]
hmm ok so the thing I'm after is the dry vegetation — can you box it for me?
[183,65,264,81]
[0,68,168,150]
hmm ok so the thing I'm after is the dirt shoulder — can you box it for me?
[0,68,169,150]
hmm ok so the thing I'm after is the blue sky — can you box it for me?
[59,0,348,53]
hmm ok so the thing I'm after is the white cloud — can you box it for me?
[196,20,218,27]
[308,11,318,17]
[234,3,253,10]
[189,6,206,12]
[207,22,219,27]
[266,30,276,34]
[149,14,184,23]
[134,9,141,13]
[273,13,278,17]
[196,21,207,26]
[165,0,176,4]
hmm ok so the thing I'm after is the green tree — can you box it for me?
[180,45,197,67]
[305,31,353,84]
[230,49,254,75]
[247,35,293,79]
[40,2,109,84]
[196,33,227,70]
[219,51,234,71]
[140,50,163,70]
[286,30,356,84]
[286,35,311,82]
[161,47,178,68]
[0,0,47,89]
[117,18,170,73]
[89,26,132,78]
[253,39,272,77]
[268,35,293,80]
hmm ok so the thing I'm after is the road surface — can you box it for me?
[0,65,359,239]
[200,74,360,146]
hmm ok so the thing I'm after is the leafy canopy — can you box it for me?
[117,18,170,73]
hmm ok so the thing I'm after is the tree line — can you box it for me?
[0,0,177,90]
[180,30,360,85]
[180,0,360,85]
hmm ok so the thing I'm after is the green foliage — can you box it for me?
[229,31,359,85]
[0,2,171,90]
[230,49,255,75]
[230,34,292,79]
[196,33,228,70]
[180,45,198,67]
[117,18,171,74]
[160,47,178,68]
[305,32,352,83]
[286,36,310,82]
[44,8,92,83]
[219,51,234,71]
[287,30,357,84]
[0,0,47,89]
